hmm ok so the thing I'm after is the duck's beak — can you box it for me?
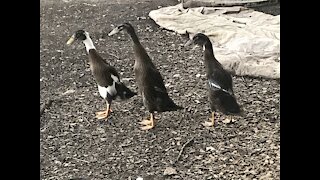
[66,34,75,45]
[108,27,120,36]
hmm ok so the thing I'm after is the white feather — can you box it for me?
[107,74,118,96]
[209,81,221,89]
[110,74,119,82]
[82,32,96,53]
[208,81,231,95]
[98,85,108,99]
[98,74,120,99]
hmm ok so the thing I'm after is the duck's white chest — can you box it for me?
[97,74,119,99]
[98,85,108,99]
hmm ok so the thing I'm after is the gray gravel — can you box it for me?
[40,0,280,179]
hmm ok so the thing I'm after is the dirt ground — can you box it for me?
[40,0,280,179]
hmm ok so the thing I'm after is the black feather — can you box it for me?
[115,82,137,100]
[70,30,137,106]
[188,33,241,115]
[209,90,240,115]
[114,22,183,113]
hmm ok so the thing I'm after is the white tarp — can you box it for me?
[149,3,280,79]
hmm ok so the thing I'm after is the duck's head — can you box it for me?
[66,30,89,45]
[108,23,135,36]
[184,33,211,47]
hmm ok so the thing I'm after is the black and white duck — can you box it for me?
[184,33,241,127]
[108,23,183,130]
[66,30,137,120]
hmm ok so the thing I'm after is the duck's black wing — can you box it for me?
[207,65,234,96]
[142,64,182,112]
[207,66,240,114]
[93,62,136,100]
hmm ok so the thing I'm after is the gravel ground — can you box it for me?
[40,0,280,179]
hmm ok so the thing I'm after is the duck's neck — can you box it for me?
[203,41,219,74]
[127,28,141,45]
[82,37,96,53]
[126,29,151,65]
[82,36,103,66]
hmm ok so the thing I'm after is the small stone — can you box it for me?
[173,74,180,78]
[259,171,272,180]
[222,118,231,124]
[206,146,215,151]
[164,167,177,176]
[54,160,62,166]
[62,89,75,95]
[96,127,105,134]
[100,138,107,142]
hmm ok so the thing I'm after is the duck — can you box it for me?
[108,23,183,130]
[66,30,137,121]
[184,33,241,127]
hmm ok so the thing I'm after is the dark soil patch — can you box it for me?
[40,0,280,179]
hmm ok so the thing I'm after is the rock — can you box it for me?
[173,74,180,78]
[206,146,215,151]
[222,118,232,124]
[259,171,272,180]
[96,127,105,134]
[62,89,75,95]
[164,167,177,176]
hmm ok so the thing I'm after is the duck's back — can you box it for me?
[209,89,240,114]
[133,44,182,112]
[207,61,240,115]
[89,51,136,100]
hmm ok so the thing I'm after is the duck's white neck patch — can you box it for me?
[82,32,96,53]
